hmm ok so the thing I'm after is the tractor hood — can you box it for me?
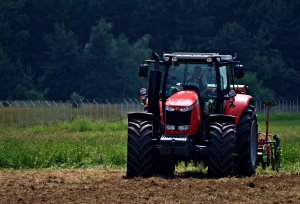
[164,90,201,135]
[166,90,198,108]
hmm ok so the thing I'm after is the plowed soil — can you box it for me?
[0,169,299,203]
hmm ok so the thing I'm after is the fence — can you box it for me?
[0,99,143,128]
[255,98,299,113]
[0,98,299,128]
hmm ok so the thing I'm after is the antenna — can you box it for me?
[233,52,237,60]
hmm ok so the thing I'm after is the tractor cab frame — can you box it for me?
[139,53,245,138]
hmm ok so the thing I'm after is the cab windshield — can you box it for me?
[166,63,219,98]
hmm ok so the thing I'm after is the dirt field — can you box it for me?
[0,169,299,203]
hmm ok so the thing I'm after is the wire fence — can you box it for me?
[0,99,143,128]
[255,98,299,113]
[0,97,299,128]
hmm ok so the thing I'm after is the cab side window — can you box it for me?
[219,66,228,93]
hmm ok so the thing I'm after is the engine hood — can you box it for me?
[166,90,198,107]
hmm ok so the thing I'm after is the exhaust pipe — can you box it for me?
[148,52,161,136]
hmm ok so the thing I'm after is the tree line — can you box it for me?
[0,0,299,100]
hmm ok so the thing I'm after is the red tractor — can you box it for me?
[127,52,279,178]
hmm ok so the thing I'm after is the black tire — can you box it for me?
[208,122,235,178]
[235,105,258,176]
[126,119,154,178]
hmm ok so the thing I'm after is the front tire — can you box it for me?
[208,122,235,178]
[126,119,154,178]
[235,105,258,176]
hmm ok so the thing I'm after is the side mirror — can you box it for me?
[234,64,244,78]
[139,64,148,77]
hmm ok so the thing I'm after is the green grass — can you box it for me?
[0,113,299,172]
[0,119,128,169]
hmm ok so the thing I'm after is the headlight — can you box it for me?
[166,125,175,131]
[165,106,175,111]
[180,105,193,112]
[178,125,191,131]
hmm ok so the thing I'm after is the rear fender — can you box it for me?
[225,94,253,126]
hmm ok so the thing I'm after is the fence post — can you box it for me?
[93,99,98,120]
[2,103,4,128]
[53,100,58,124]
[102,100,105,120]
[120,99,123,120]
[88,100,93,120]
[88,100,92,120]
[38,101,44,126]
[9,102,13,127]
[115,100,118,120]
[60,100,67,122]
[105,98,110,120]
[72,100,78,119]
[30,101,36,125]
[46,101,51,125]
[15,101,21,128]
[2,111,4,127]
[22,101,27,127]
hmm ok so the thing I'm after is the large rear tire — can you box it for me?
[126,119,154,178]
[235,105,258,176]
[208,122,235,178]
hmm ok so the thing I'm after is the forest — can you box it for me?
[0,0,299,100]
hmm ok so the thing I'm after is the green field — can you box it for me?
[0,120,128,169]
[0,113,299,172]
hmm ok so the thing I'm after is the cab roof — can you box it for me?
[163,52,235,63]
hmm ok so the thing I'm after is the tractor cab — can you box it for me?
[140,53,244,127]
[164,53,237,116]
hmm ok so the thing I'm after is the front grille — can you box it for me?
[160,135,193,157]
[166,110,192,130]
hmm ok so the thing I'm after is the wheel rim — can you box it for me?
[250,120,257,168]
